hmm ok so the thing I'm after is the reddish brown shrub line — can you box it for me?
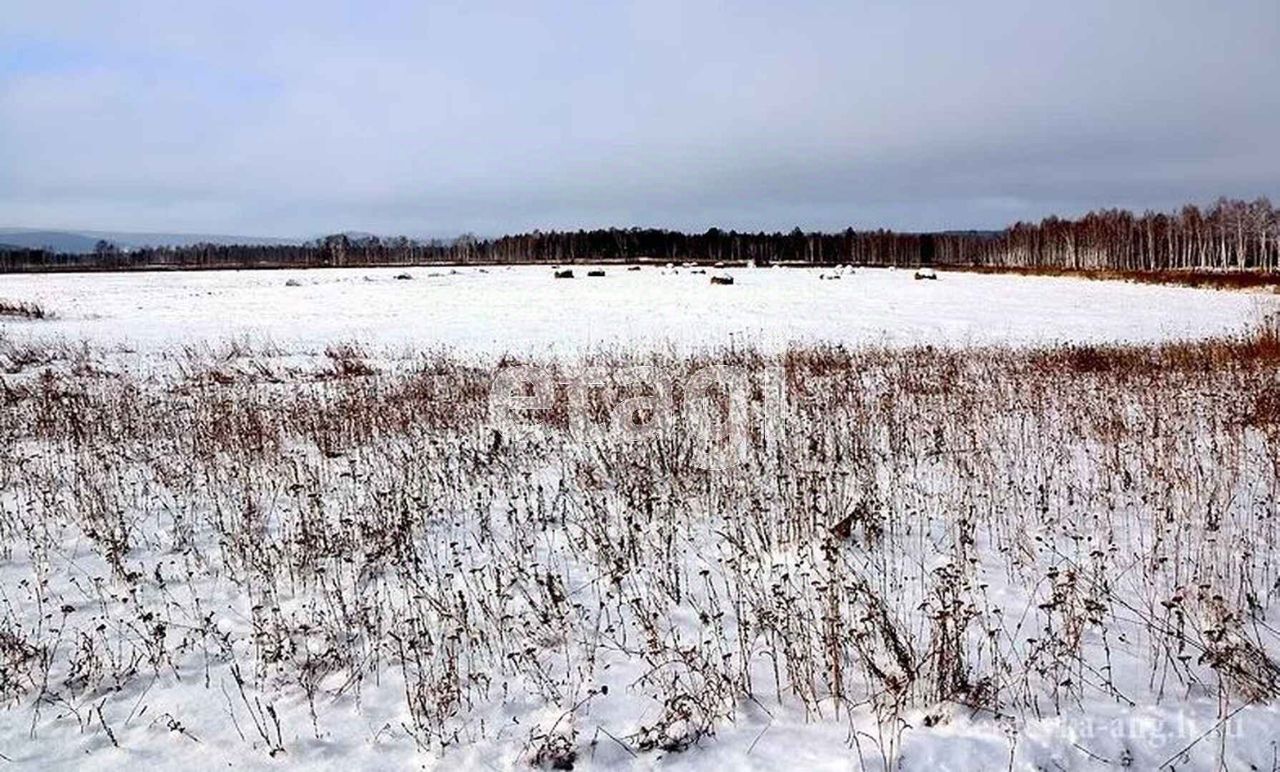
[938,264,1280,291]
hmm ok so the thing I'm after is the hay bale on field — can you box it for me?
[554,269,575,279]
[587,270,606,277]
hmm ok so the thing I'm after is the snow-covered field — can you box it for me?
[2,269,1280,771]
[1,265,1273,357]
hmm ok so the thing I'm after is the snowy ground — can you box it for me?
[1,265,1274,357]
[1,269,1279,771]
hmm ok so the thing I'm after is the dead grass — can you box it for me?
[0,298,50,319]
[2,321,1280,762]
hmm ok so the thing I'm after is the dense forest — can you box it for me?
[2,197,1276,273]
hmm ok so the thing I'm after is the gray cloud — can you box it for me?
[1,0,1277,237]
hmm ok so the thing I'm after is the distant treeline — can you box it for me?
[2,197,1277,273]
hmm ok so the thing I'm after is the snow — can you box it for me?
[1,265,1273,358]
[2,266,1280,770]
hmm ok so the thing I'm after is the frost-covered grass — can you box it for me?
[3,321,1280,769]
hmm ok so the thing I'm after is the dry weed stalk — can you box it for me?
[1,320,1279,763]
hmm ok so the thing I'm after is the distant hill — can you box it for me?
[0,230,104,253]
[0,228,300,253]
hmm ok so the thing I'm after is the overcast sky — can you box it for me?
[1,1,1277,238]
